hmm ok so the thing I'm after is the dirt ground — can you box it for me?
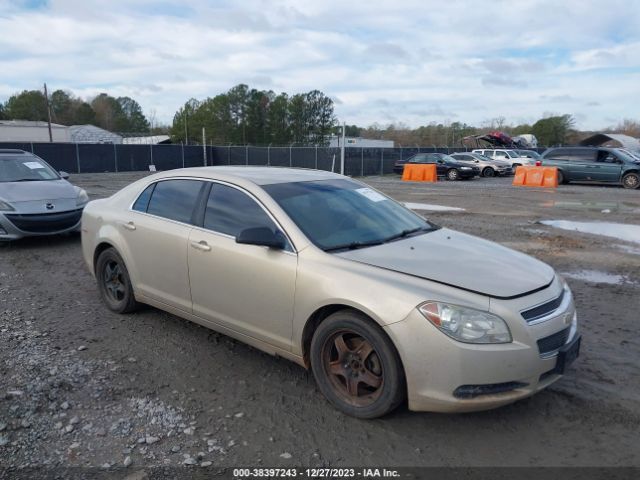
[1,171,639,476]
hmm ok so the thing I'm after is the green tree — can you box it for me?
[117,96,150,133]
[531,114,575,146]
[73,102,96,125]
[3,90,48,121]
[288,93,308,144]
[305,90,335,145]
[267,93,289,145]
[170,98,201,144]
[91,93,124,131]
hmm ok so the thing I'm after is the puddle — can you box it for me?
[563,270,634,285]
[540,220,640,245]
[404,202,465,212]
[615,244,640,255]
[540,201,640,213]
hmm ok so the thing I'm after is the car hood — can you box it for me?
[0,179,76,202]
[337,228,555,299]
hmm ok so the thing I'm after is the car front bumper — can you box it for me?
[0,208,83,240]
[384,293,578,413]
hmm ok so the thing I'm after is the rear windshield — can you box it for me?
[0,156,60,182]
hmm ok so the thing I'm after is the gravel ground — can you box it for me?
[1,171,639,477]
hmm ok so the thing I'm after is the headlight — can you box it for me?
[76,188,89,206]
[0,200,14,211]
[418,302,512,344]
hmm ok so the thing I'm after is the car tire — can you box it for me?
[310,310,405,419]
[446,169,460,181]
[96,247,139,314]
[482,167,495,178]
[622,172,640,189]
[557,170,567,185]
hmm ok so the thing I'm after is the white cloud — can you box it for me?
[0,0,638,131]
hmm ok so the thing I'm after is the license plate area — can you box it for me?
[553,334,581,375]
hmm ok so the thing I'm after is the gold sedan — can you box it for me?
[81,167,580,418]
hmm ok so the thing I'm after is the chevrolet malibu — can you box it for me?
[0,149,89,240]
[81,167,580,418]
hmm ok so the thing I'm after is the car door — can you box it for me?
[567,149,597,181]
[126,179,207,312]
[593,151,624,182]
[188,182,297,351]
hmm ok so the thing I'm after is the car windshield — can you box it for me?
[618,149,640,161]
[0,156,60,182]
[263,179,438,252]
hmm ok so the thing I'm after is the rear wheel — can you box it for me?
[446,169,460,181]
[96,248,139,313]
[310,310,405,419]
[482,167,495,178]
[622,172,640,189]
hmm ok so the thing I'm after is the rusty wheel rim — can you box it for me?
[322,330,384,407]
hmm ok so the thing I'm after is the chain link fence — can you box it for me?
[0,142,547,177]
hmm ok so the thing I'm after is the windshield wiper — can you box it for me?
[10,178,41,182]
[324,239,385,252]
[382,225,436,243]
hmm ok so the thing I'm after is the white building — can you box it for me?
[328,136,394,148]
[0,120,71,142]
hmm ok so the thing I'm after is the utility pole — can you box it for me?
[340,122,346,175]
[184,112,188,145]
[43,83,53,142]
[202,127,206,166]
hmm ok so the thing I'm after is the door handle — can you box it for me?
[190,240,211,252]
[122,221,136,231]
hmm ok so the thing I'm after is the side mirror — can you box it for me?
[236,227,286,250]
[474,159,479,163]
[437,160,444,164]
[59,171,70,179]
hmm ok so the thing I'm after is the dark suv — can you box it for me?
[541,147,640,189]
[393,153,480,180]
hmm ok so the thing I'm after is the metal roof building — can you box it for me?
[0,120,71,142]
[579,133,640,151]
[69,125,123,144]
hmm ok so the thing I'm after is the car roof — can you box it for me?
[150,166,346,186]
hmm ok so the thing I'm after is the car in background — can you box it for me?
[515,150,542,161]
[472,149,536,168]
[541,146,640,189]
[0,149,89,240]
[393,153,480,180]
[82,166,580,418]
[449,152,512,177]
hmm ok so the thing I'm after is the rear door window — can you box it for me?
[146,179,206,224]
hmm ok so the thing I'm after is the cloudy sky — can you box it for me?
[1,0,639,130]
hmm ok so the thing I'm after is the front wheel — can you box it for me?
[482,167,495,178]
[310,311,405,419]
[446,169,460,181]
[622,172,640,189]
[96,248,139,313]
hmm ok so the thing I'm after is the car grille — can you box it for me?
[5,208,83,233]
[537,327,570,357]
[521,290,565,323]
[453,382,528,399]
